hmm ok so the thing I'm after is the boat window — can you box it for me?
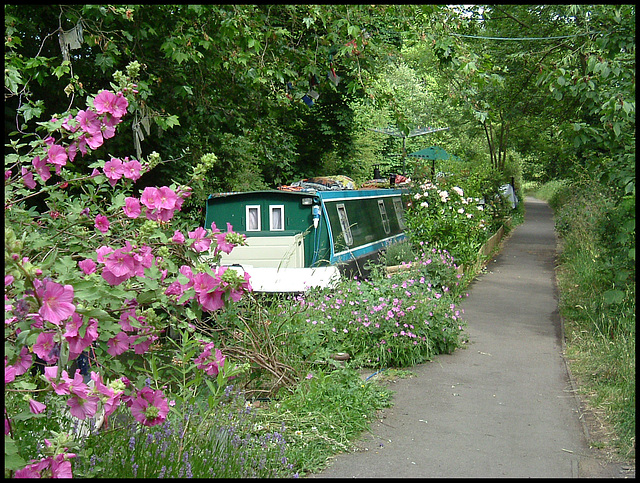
[270,205,285,231]
[393,197,406,230]
[246,205,261,231]
[336,204,353,246]
[378,200,390,234]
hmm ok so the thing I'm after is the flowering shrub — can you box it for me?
[281,246,467,369]
[5,63,250,477]
[404,177,489,266]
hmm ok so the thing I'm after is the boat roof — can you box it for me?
[207,187,407,201]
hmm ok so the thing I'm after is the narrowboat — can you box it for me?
[203,181,409,292]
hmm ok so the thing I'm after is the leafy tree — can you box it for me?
[6,4,437,202]
[429,5,588,173]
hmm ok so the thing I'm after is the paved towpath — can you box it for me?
[308,197,629,478]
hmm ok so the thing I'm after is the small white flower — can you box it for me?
[457,208,465,214]
[421,201,429,208]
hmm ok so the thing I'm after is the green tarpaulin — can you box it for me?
[407,146,461,161]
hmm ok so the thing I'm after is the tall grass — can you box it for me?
[533,178,635,458]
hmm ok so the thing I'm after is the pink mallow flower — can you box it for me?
[46,144,68,173]
[78,258,97,275]
[194,342,226,376]
[61,369,90,398]
[44,366,70,395]
[140,186,160,210]
[21,167,36,189]
[93,90,128,118]
[123,197,141,219]
[94,214,110,233]
[13,346,33,376]
[103,157,124,187]
[5,363,16,384]
[188,227,212,253]
[157,186,178,210]
[33,331,58,364]
[32,155,52,182]
[28,398,47,415]
[67,393,100,420]
[128,387,169,427]
[14,452,76,478]
[122,158,142,181]
[107,331,131,356]
[76,109,101,135]
[104,246,136,279]
[65,316,98,360]
[215,223,244,255]
[192,272,225,312]
[37,281,76,325]
[91,372,124,422]
[172,230,185,244]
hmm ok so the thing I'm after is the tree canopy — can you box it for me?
[5,4,635,201]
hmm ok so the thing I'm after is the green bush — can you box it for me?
[276,246,467,370]
[380,240,416,267]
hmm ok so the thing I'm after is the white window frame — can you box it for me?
[246,205,261,231]
[336,203,353,246]
[378,199,391,234]
[269,205,285,231]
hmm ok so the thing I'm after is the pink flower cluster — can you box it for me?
[95,241,158,286]
[13,443,76,478]
[103,156,142,187]
[172,221,246,258]
[164,264,251,312]
[123,185,191,222]
[106,305,159,357]
[43,367,123,421]
[125,386,169,427]
[24,90,129,188]
[194,341,225,376]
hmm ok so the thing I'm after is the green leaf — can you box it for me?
[73,280,106,303]
[603,289,625,305]
[77,307,111,320]
[52,61,71,79]
[136,290,157,304]
[5,435,27,470]
[4,67,23,93]
[17,100,44,122]
[95,53,115,72]
[12,380,37,391]
[612,122,621,137]
[11,411,46,422]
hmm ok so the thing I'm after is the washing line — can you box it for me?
[450,31,602,41]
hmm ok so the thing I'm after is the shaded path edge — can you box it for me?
[538,195,635,478]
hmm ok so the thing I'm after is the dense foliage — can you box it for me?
[4,3,635,476]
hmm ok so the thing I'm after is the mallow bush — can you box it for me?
[4,62,253,477]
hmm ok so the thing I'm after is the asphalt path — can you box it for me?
[308,197,628,478]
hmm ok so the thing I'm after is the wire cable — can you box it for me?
[450,31,602,41]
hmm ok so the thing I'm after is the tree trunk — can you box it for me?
[483,121,496,169]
